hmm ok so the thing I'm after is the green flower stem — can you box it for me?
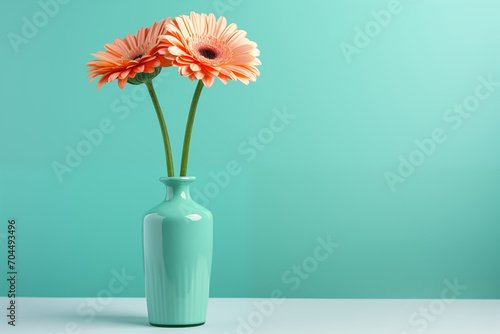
[180,80,204,177]
[145,80,174,177]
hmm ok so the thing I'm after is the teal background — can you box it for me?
[1,0,499,299]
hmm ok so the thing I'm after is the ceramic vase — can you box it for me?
[143,177,213,327]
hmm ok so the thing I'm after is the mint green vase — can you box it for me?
[143,177,213,327]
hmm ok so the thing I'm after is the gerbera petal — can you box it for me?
[97,73,111,89]
[231,54,255,65]
[190,63,201,72]
[218,67,238,81]
[201,65,219,76]
[165,35,184,48]
[206,13,216,36]
[202,74,215,88]
[93,50,119,61]
[250,58,262,66]
[108,72,121,82]
[226,30,247,47]
[218,75,228,85]
[113,38,130,53]
[180,66,192,76]
[118,78,127,89]
[168,46,186,56]
[194,70,205,80]
[136,26,146,46]
[151,59,161,67]
[232,43,255,56]
[225,64,253,77]
[119,69,131,79]
[159,57,173,67]
[199,13,209,35]
[190,12,204,35]
[214,16,227,37]
[220,23,238,41]
[177,15,194,40]
[124,33,137,50]
[134,65,145,73]
[177,55,196,64]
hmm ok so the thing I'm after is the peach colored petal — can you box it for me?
[168,46,185,56]
[206,13,216,36]
[119,69,131,79]
[202,74,215,87]
[108,72,120,82]
[220,23,238,40]
[124,33,137,50]
[159,58,173,67]
[118,78,127,89]
[232,43,256,56]
[136,26,146,46]
[194,70,204,80]
[134,65,145,73]
[231,54,255,65]
[180,66,191,76]
[227,30,247,47]
[214,16,227,37]
[218,75,228,85]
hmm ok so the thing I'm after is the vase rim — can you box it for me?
[159,176,196,182]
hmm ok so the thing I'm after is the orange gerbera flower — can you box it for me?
[159,12,261,87]
[87,18,172,90]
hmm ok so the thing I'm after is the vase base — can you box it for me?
[150,322,205,328]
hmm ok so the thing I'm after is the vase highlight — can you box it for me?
[143,177,213,327]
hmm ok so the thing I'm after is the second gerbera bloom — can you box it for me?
[87,18,172,90]
[159,12,261,87]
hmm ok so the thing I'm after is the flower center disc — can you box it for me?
[199,48,217,59]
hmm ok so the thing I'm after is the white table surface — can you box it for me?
[1,297,498,333]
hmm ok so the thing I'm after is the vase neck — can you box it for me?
[160,177,195,201]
